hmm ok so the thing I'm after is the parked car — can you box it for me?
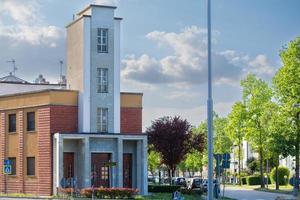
[190,178,203,189]
[172,177,187,187]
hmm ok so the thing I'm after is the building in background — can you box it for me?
[0,4,147,196]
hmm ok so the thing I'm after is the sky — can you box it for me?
[0,0,299,130]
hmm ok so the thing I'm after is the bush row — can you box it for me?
[59,187,139,199]
[148,185,181,193]
[246,175,271,185]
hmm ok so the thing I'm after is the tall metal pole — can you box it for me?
[207,0,214,199]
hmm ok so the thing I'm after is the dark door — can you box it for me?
[63,152,74,179]
[91,153,111,187]
[123,153,132,188]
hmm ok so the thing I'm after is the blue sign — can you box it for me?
[3,165,11,174]
[4,159,11,165]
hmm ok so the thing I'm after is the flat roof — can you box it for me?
[0,89,76,98]
[77,4,117,16]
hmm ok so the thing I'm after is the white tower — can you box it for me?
[66,4,121,133]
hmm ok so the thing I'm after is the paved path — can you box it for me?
[222,186,296,200]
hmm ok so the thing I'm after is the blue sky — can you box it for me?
[0,0,299,129]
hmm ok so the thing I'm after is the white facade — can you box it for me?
[67,5,120,133]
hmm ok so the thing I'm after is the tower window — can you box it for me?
[97,68,108,93]
[97,108,108,133]
[97,28,108,53]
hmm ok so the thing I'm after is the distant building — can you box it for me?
[0,4,147,196]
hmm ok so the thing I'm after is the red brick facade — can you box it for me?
[0,105,78,196]
[121,108,142,134]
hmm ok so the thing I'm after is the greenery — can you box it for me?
[226,101,246,184]
[79,188,139,199]
[135,193,235,200]
[270,166,290,185]
[246,175,262,185]
[273,37,300,191]
[148,185,181,193]
[246,157,259,174]
[241,177,247,185]
[148,150,161,176]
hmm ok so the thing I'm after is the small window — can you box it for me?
[97,68,108,93]
[8,157,16,175]
[97,28,108,53]
[27,112,35,132]
[97,108,108,132]
[8,114,16,133]
[27,157,35,176]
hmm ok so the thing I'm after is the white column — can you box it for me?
[83,137,91,187]
[117,138,123,187]
[56,135,63,189]
[141,138,148,195]
[136,140,142,192]
[113,19,121,133]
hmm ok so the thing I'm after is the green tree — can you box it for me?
[241,74,273,188]
[226,101,246,184]
[214,116,232,154]
[273,37,300,191]
[148,150,161,176]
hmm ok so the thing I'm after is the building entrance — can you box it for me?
[123,153,132,188]
[91,153,111,187]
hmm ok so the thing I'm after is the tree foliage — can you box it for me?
[148,150,161,176]
[241,74,273,188]
[273,37,300,190]
[147,116,205,176]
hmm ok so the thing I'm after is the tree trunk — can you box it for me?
[295,117,300,191]
[168,169,172,185]
[275,158,279,190]
[238,142,241,185]
[259,148,265,188]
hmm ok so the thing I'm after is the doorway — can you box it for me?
[123,153,132,188]
[91,153,111,187]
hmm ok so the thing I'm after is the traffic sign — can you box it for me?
[4,159,11,165]
[3,165,11,175]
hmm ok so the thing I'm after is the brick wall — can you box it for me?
[120,108,142,134]
[50,105,78,134]
[0,112,5,192]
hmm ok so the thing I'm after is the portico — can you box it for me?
[53,133,148,195]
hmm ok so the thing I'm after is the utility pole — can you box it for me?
[207,0,214,199]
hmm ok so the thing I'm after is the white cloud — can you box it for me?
[0,0,63,47]
[122,26,277,89]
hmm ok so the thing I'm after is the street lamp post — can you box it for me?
[207,0,214,199]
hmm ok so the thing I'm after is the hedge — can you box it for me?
[148,185,181,193]
[79,188,139,199]
[270,166,290,185]
[241,177,247,185]
[246,175,271,185]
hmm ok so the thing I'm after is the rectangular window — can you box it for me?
[8,157,16,175]
[27,112,35,132]
[97,28,108,53]
[97,68,108,93]
[27,157,35,176]
[97,108,108,133]
[8,114,16,133]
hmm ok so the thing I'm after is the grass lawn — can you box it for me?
[227,183,293,194]
[135,193,236,200]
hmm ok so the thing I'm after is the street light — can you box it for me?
[207,0,214,199]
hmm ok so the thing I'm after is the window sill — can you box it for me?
[8,132,17,134]
[8,175,17,178]
[26,175,36,178]
[26,130,36,134]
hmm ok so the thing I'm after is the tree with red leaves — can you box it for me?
[147,116,205,179]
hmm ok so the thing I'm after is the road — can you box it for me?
[222,186,296,200]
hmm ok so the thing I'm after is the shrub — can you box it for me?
[246,175,261,185]
[241,177,247,185]
[80,187,139,199]
[270,166,290,185]
[148,185,181,193]
[58,188,76,195]
[179,188,203,196]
